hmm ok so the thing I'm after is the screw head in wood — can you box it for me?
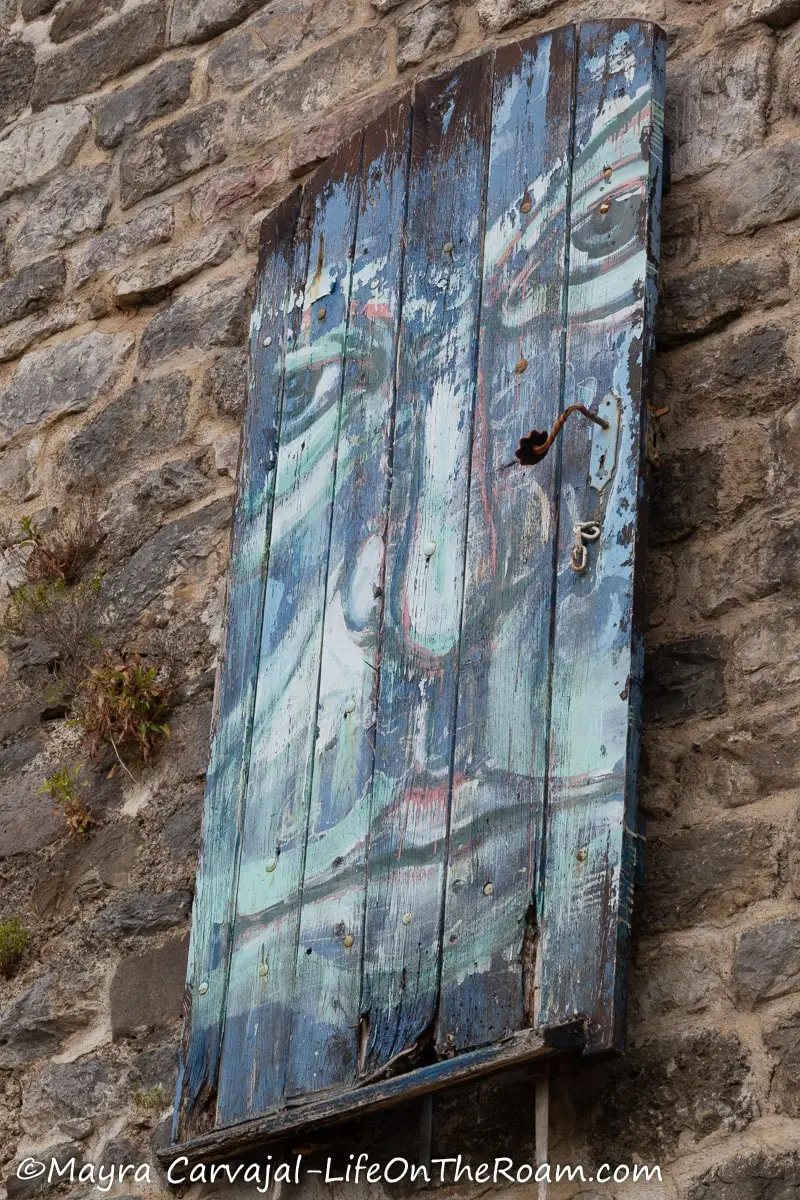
[198,982,209,995]
[516,358,528,375]
[423,540,436,558]
[343,934,355,949]
[402,912,413,925]
[483,882,494,896]
[258,963,269,977]
[603,165,613,180]
[443,241,454,255]
[598,201,611,215]
[520,193,532,213]
[344,697,356,715]
[263,335,272,347]
[576,847,588,862]
[317,307,327,321]
[265,857,278,873]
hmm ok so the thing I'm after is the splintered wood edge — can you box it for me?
[159,1024,584,1167]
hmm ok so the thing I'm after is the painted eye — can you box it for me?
[571,188,643,258]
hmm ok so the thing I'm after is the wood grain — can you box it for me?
[436,27,576,1056]
[535,20,666,1052]
[215,132,362,1123]
[173,188,301,1141]
[285,100,413,1098]
[359,56,494,1075]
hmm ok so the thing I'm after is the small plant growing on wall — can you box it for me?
[77,654,173,770]
[0,918,29,978]
[37,765,98,838]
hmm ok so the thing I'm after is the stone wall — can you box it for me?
[1,0,799,1197]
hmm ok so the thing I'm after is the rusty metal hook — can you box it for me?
[501,405,610,470]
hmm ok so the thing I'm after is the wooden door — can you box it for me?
[171,19,666,1157]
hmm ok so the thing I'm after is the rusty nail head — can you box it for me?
[520,194,532,213]
[318,307,327,320]
[603,166,613,179]
[599,201,611,215]
[198,981,209,995]
[343,934,355,949]
[516,358,528,375]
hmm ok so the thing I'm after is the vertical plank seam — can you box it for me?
[433,47,496,1038]
[534,24,580,1016]
[357,102,415,1039]
[283,131,367,1099]
[212,196,307,1126]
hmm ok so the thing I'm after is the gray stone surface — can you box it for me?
[6,1143,86,1198]
[31,1,166,108]
[21,0,59,15]
[765,1014,800,1116]
[579,1031,753,1160]
[206,0,352,89]
[0,305,80,365]
[15,166,112,259]
[31,822,140,917]
[0,39,36,126]
[113,231,233,307]
[73,204,173,287]
[119,102,227,209]
[0,971,100,1067]
[396,1,458,70]
[0,440,40,502]
[651,447,722,543]
[665,33,772,181]
[475,0,556,29]
[21,1060,118,1136]
[1,331,133,443]
[50,0,124,42]
[658,255,790,346]
[109,932,189,1038]
[734,918,800,1006]
[712,140,800,235]
[138,275,249,365]
[94,891,191,936]
[101,452,215,550]
[0,257,65,329]
[238,29,387,144]
[689,1152,800,1200]
[641,821,778,932]
[725,0,800,26]
[60,372,190,488]
[101,498,230,621]
[644,634,728,725]
[94,59,193,148]
[201,348,247,418]
[0,104,89,202]
[171,0,271,44]
[160,790,203,858]
[162,702,212,785]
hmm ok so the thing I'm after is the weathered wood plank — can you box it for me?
[163,1025,582,1168]
[173,188,301,1142]
[436,27,576,1056]
[536,20,666,1052]
[285,101,413,1098]
[360,56,493,1074]
[215,134,363,1123]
